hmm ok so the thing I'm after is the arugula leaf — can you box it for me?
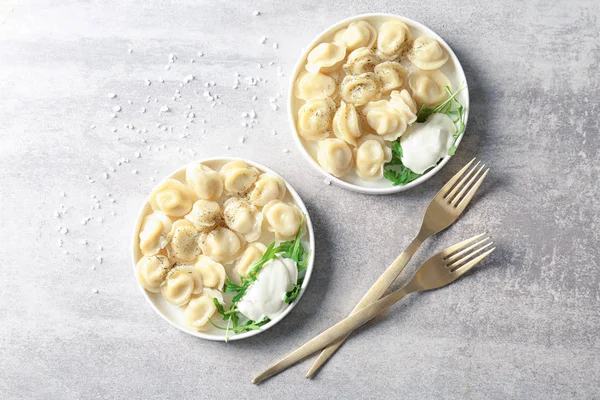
[383,142,422,186]
[284,279,304,304]
[233,317,270,333]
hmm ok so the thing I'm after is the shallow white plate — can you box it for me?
[289,13,470,195]
[131,157,315,341]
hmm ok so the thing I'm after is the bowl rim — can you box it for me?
[131,156,316,341]
[288,12,470,195]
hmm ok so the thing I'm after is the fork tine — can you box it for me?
[448,241,494,269]
[439,233,487,259]
[455,168,489,211]
[445,237,492,264]
[439,158,476,198]
[450,247,496,276]
[450,164,486,206]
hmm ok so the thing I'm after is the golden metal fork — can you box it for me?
[253,234,495,384]
[307,158,489,377]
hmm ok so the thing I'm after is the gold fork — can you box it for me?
[306,158,489,377]
[252,234,495,384]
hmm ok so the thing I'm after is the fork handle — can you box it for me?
[306,235,425,377]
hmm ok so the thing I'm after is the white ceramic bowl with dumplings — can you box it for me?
[289,13,470,195]
[132,157,315,341]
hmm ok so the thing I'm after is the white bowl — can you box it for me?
[131,157,315,341]
[288,13,470,195]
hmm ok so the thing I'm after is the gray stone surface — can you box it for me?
[1,0,599,398]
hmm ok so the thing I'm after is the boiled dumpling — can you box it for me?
[199,227,245,264]
[297,97,336,141]
[136,255,171,293]
[408,69,451,107]
[333,21,377,52]
[263,200,304,240]
[343,47,381,75]
[305,42,346,74]
[333,100,362,146]
[185,200,221,231]
[185,163,223,201]
[248,173,286,207]
[223,197,263,242]
[354,135,392,180]
[374,61,408,93]
[363,89,417,141]
[294,71,336,100]
[234,242,267,278]
[139,211,172,256]
[220,161,259,194]
[376,20,413,61]
[408,37,448,70]
[184,289,224,331]
[340,73,382,106]
[160,265,202,306]
[167,219,201,263]
[150,179,196,218]
[195,255,226,290]
[317,138,353,178]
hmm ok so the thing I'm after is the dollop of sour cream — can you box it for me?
[237,257,298,322]
[400,113,456,174]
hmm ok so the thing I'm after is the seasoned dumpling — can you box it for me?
[234,242,267,278]
[317,138,353,178]
[220,161,259,194]
[160,265,203,306]
[136,255,171,293]
[408,37,448,70]
[263,200,304,240]
[139,211,172,256]
[376,20,413,61]
[343,47,381,75]
[184,289,223,331]
[185,200,221,231]
[297,97,336,141]
[167,219,201,263]
[374,61,408,93]
[199,227,245,264]
[185,163,223,201]
[341,73,382,106]
[305,42,346,74]
[150,179,196,218]
[354,135,392,180]
[333,100,362,146]
[333,21,377,52]
[223,198,263,242]
[294,71,336,100]
[195,255,226,290]
[408,69,451,107]
[363,89,417,141]
[248,173,286,207]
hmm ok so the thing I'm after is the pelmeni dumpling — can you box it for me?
[150,179,196,218]
[317,138,353,178]
[408,37,448,70]
[408,69,451,107]
[136,255,171,293]
[376,20,413,61]
[185,163,223,201]
[305,42,346,74]
[220,161,259,194]
[354,135,392,180]
[234,242,267,278]
[294,71,336,100]
[340,73,382,106]
[139,211,172,256]
[297,97,336,141]
[332,100,362,146]
[374,61,408,93]
[167,219,201,263]
[184,289,223,331]
[223,198,263,242]
[263,200,304,240]
[248,173,286,207]
[195,255,226,290]
[199,227,245,264]
[343,47,381,75]
[185,200,221,231]
[333,21,377,52]
[363,89,417,141]
[160,265,203,306]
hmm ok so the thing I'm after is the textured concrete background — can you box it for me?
[1,0,599,398]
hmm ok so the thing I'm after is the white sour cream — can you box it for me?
[237,257,298,322]
[401,113,456,174]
